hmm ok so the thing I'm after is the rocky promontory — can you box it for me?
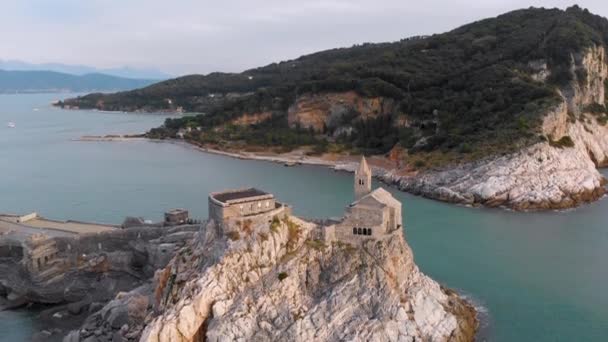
[375,45,608,210]
[65,215,477,342]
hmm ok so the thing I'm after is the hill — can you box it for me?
[0,60,171,80]
[0,70,156,93]
[61,6,608,162]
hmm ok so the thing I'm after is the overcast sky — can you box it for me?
[1,0,607,76]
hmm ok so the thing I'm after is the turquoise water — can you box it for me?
[1,93,608,341]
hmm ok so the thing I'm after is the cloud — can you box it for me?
[0,0,607,75]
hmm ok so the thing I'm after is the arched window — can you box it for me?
[353,227,357,235]
[357,227,362,235]
[368,228,372,236]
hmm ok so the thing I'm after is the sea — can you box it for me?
[1,93,607,341]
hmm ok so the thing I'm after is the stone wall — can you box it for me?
[17,212,38,223]
[223,204,291,235]
[209,197,277,227]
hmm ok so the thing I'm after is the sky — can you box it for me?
[1,0,607,76]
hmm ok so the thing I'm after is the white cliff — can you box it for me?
[135,216,476,342]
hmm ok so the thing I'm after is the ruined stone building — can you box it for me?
[164,209,189,225]
[23,233,59,273]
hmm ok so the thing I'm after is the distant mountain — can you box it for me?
[0,60,172,80]
[0,70,157,93]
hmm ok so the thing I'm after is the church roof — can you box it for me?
[351,187,401,209]
[356,156,371,175]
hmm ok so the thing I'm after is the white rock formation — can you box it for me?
[139,217,476,342]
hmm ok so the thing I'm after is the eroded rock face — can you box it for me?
[287,91,398,132]
[137,217,476,342]
[230,111,274,126]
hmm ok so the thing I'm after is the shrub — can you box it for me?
[305,239,327,251]
[584,103,607,114]
[458,143,472,154]
[414,160,426,168]
[270,216,281,233]
[285,218,302,251]
[549,135,575,148]
[226,231,240,241]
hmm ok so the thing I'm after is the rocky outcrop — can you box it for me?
[0,225,199,341]
[288,91,398,132]
[337,46,608,210]
[122,216,478,342]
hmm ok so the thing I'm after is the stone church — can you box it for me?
[317,157,403,244]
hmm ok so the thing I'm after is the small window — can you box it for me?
[367,228,372,236]
[353,227,357,235]
[265,201,269,207]
[357,227,362,235]
[258,202,261,208]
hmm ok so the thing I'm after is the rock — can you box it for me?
[63,331,80,342]
[31,330,52,342]
[112,332,126,342]
[89,302,104,314]
[108,309,129,329]
[139,218,477,342]
[83,336,101,342]
[68,300,89,315]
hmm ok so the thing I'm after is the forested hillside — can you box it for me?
[60,6,608,163]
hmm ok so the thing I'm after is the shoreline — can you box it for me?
[76,135,608,211]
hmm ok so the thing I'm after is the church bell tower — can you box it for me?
[354,156,372,200]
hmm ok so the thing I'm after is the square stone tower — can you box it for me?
[354,156,372,200]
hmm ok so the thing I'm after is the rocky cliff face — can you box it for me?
[360,46,608,210]
[230,111,273,126]
[107,216,477,342]
[287,91,398,133]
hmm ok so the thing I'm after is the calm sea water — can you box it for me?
[1,93,608,341]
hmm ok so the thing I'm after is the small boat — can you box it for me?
[7,122,15,128]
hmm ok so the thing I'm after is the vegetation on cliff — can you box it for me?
[62,6,608,161]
